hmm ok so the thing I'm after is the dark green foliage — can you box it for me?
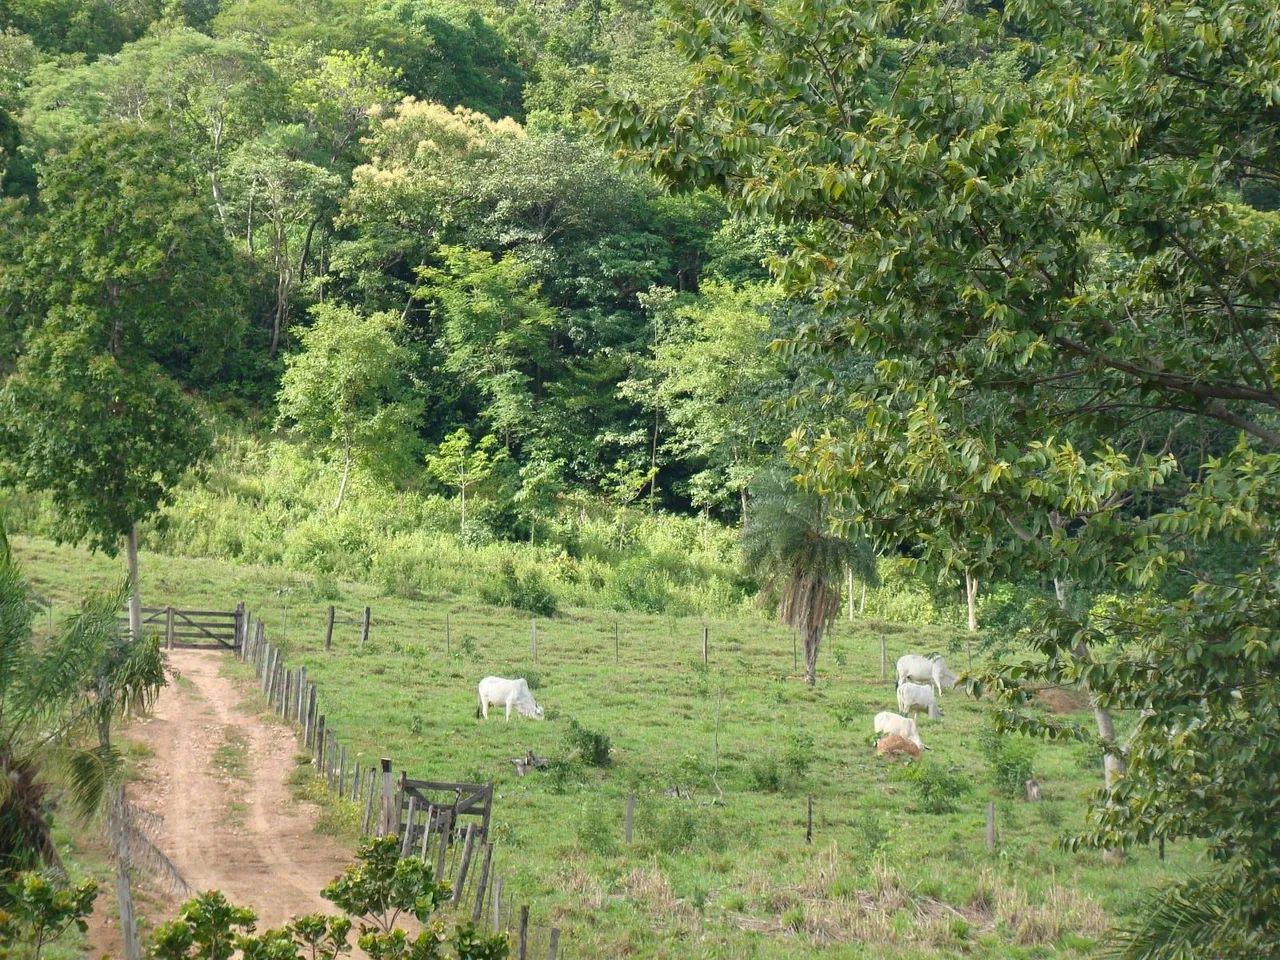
[563,718,611,767]
[894,761,969,815]
[637,800,730,855]
[978,721,1036,799]
[746,756,781,793]
[480,559,557,617]
[0,872,98,958]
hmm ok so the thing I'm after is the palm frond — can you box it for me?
[107,789,189,897]
[1106,862,1263,960]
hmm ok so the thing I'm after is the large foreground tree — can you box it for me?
[0,124,245,636]
[604,0,1280,952]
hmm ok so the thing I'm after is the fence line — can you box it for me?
[236,615,564,957]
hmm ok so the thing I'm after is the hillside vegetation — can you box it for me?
[13,535,1195,960]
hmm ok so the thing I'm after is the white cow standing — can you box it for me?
[896,654,958,698]
[897,680,941,719]
[477,676,544,721]
[874,711,925,750]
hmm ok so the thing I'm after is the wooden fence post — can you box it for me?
[325,605,335,650]
[435,810,452,879]
[452,824,476,901]
[261,645,273,694]
[624,792,635,844]
[986,802,997,851]
[314,715,326,766]
[879,633,888,681]
[379,758,394,837]
[338,746,347,795]
[304,685,317,747]
[806,796,813,845]
[491,878,503,934]
[165,605,175,651]
[547,928,560,960]
[702,624,709,665]
[401,797,418,857]
[362,775,377,836]
[361,606,371,647]
[234,601,246,652]
[517,906,529,960]
[472,843,494,924]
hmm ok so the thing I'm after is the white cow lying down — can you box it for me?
[897,681,941,719]
[477,676,544,721]
[896,654,958,697]
[874,711,925,750]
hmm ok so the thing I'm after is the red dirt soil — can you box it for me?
[87,649,353,953]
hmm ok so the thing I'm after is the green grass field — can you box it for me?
[14,536,1197,959]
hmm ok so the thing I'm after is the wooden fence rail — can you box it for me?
[236,616,563,957]
[121,604,245,651]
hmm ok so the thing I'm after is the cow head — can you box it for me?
[517,701,544,720]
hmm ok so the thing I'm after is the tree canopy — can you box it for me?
[604,0,1280,950]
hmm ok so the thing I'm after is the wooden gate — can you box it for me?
[121,604,245,651]
[398,776,494,846]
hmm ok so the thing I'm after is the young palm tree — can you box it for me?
[742,467,878,686]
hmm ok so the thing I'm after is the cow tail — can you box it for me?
[475,693,482,720]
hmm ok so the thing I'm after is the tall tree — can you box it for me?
[276,303,421,512]
[605,0,1280,945]
[417,246,559,451]
[0,124,244,633]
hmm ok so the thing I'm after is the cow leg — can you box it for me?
[480,697,489,719]
[505,701,512,721]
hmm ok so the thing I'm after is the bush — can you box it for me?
[480,559,558,616]
[978,722,1036,798]
[831,696,858,728]
[575,798,617,855]
[564,719,611,767]
[606,555,674,613]
[782,732,815,779]
[748,756,782,793]
[895,760,969,813]
[637,800,730,854]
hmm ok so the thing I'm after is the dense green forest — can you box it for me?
[1,0,1278,957]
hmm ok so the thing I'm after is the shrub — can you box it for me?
[895,760,969,813]
[637,800,730,854]
[978,721,1037,798]
[575,798,618,855]
[782,732,815,779]
[606,555,673,613]
[480,559,557,616]
[564,719,611,767]
[831,696,858,727]
[748,756,782,793]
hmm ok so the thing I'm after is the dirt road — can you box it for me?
[89,649,354,952]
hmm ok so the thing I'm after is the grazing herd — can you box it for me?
[877,654,957,756]
[477,654,958,767]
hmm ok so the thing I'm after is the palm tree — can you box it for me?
[742,467,878,685]
[0,529,179,959]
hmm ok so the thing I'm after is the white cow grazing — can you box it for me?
[897,681,941,719]
[896,654,958,697]
[874,711,925,750]
[477,676,544,721]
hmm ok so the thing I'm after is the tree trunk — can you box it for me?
[847,567,854,621]
[126,523,142,640]
[965,569,979,632]
[803,628,819,686]
[1054,575,1126,864]
[334,440,351,513]
[459,482,467,534]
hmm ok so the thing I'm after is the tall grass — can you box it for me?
[1,431,970,622]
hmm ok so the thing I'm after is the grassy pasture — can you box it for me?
[13,536,1196,959]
